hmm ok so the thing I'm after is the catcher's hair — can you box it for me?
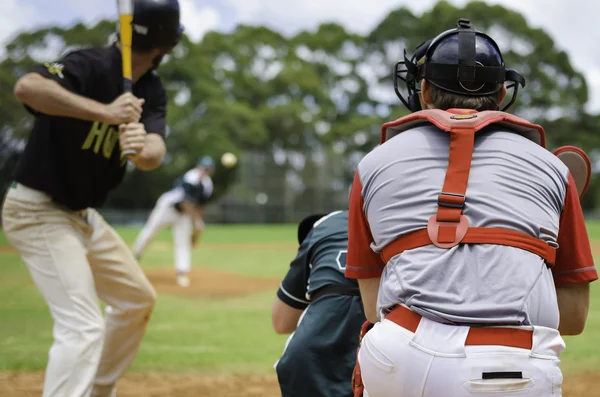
[429,84,502,111]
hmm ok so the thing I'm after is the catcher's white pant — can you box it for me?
[1,183,156,397]
[132,190,201,274]
[359,314,565,397]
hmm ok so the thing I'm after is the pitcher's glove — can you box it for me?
[191,230,200,247]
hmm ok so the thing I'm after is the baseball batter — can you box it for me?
[0,1,183,396]
[132,156,215,287]
[346,19,598,397]
[272,211,366,397]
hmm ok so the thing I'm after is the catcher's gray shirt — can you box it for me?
[346,124,597,327]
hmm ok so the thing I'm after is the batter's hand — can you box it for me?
[119,123,147,156]
[104,93,145,125]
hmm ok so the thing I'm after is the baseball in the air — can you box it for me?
[221,152,238,168]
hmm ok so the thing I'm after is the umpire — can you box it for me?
[1,1,182,396]
[273,211,366,397]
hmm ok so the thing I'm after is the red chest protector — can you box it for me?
[378,108,556,266]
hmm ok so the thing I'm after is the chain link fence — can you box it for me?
[99,147,357,226]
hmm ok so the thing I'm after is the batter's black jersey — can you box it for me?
[277,210,357,309]
[13,45,167,210]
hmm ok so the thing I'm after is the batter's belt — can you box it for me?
[8,182,88,218]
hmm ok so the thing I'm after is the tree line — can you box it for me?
[2,0,600,212]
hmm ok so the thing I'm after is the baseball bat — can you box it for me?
[117,0,137,158]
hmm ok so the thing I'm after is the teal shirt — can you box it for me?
[277,210,357,309]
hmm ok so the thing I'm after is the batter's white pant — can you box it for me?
[1,183,157,397]
[359,311,565,397]
[132,191,200,274]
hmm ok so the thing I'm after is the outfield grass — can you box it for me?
[0,223,599,375]
[0,224,296,373]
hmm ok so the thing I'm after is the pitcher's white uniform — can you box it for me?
[132,164,213,285]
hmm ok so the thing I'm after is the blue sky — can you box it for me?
[3,0,600,111]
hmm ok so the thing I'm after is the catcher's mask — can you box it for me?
[297,214,327,244]
[393,18,526,112]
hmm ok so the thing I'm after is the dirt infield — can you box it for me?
[144,267,280,299]
[0,372,280,397]
[0,245,14,254]
[1,371,600,397]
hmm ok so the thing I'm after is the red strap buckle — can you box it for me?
[427,214,469,248]
[437,192,465,209]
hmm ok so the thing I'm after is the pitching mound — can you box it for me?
[144,267,280,299]
[0,372,281,397]
[1,371,599,397]
[0,245,14,254]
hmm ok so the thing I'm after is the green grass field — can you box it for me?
[0,223,599,377]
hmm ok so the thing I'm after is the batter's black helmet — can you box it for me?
[297,214,327,244]
[131,0,184,52]
[394,18,525,112]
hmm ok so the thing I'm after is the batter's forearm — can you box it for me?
[14,73,108,122]
[131,133,166,171]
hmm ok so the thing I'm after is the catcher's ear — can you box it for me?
[553,146,592,199]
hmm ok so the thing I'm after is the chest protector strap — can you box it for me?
[379,108,556,266]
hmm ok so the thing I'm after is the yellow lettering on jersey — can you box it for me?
[102,127,119,159]
[44,62,64,79]
[82,122,109,154]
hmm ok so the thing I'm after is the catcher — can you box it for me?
[272,211,366,397]
[346,19,597,397]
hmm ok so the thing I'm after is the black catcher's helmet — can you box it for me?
[131,0,184,52]
[394,18,525,112]
[297,214,327,244]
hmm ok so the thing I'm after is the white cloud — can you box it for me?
[3,0,600,112]
[180,1,220,42]
[28,33,65,62]
[0,0,41,57]
[71,0,222,43]
[225,0,403,35]
[481,0,600,112]
[0,0,115,59]
[223,0,600,112]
